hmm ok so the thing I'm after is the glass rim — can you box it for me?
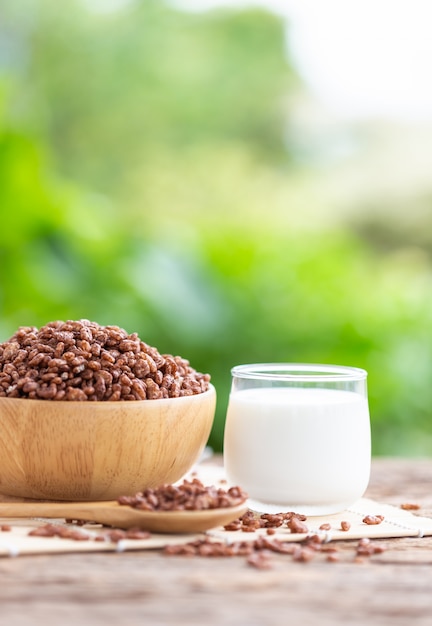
[231,363,367,382]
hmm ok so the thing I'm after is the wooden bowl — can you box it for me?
[0,385,216,501]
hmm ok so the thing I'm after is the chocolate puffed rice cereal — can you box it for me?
[0,319,210,401]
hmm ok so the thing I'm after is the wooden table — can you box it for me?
[1,457,432,626]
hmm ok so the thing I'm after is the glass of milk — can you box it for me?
[223,363,371,515]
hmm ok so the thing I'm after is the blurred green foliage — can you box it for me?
[1,0,432,455]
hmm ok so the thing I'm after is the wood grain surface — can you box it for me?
[1,457,432,626]
[0,389,215,500]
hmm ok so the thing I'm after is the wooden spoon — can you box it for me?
[0,500,248,534]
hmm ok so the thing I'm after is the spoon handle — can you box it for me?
[0,501,112,521]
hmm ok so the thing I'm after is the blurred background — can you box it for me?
[1,0,432,455]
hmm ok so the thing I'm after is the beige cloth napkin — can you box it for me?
[0,461,430,557]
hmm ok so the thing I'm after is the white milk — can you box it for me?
[223,387,371,514]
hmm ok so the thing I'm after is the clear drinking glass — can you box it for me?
[223,363,371,515]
